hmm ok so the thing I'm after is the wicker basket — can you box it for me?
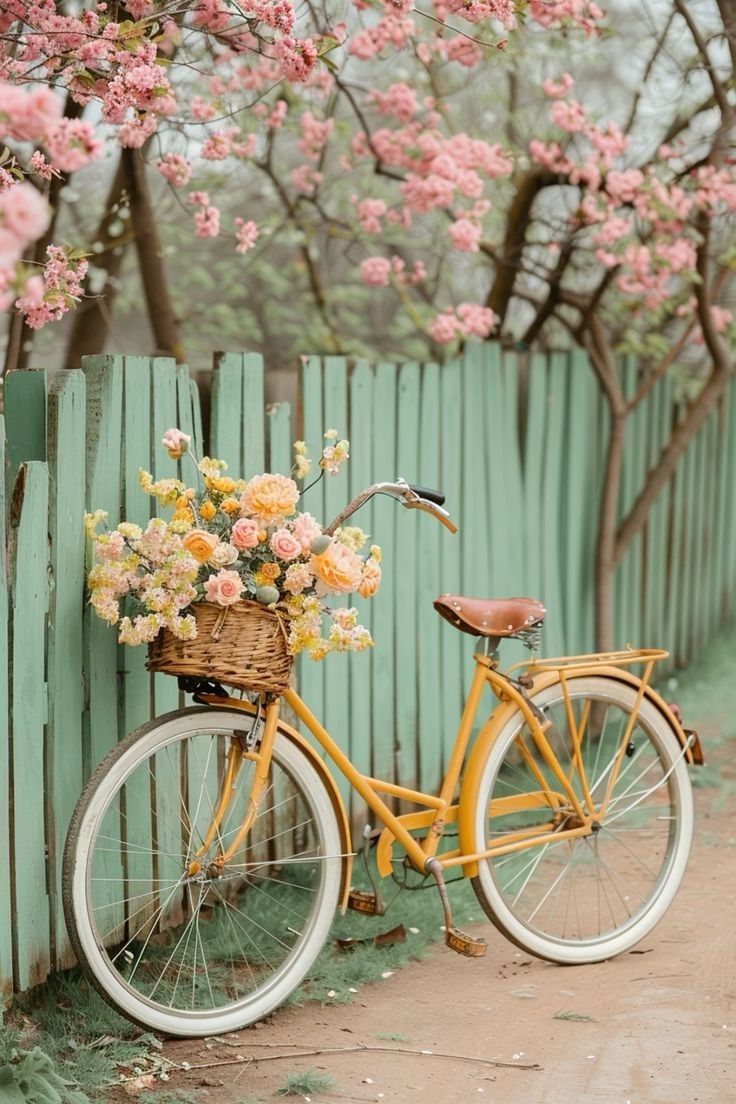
[147,599,293,694]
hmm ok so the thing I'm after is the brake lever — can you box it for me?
[401,496,458,533]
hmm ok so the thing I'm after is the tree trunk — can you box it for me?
[595,410,626,652]
[121,148,184,361]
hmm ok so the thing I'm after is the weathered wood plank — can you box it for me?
[394,362,420,790]
[10,462,51,989]
[0,419,12,995]
[296,357,325,734]
[119,358,155,929]
[416,362,443,793]
[46,371,87,968]
[370,362,398,784]
[150,359,184,923]
[540,353,567,658]
[211,352,244,473]
[83,355,124,775]
[438,358,464,769]
[4,370,46,480]
[242,352,265,473]
[346,362,374,814]
[322,358,350,801]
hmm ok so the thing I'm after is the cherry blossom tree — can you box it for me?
[3,0,736,648]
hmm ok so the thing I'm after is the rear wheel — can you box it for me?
[63,708,343,1036]
[471,677,693,963]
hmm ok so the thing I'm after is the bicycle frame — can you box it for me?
[197,645,695,882]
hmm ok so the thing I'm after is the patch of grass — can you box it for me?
[6,970,163,1099]
[373,1031,410,1042]
[276,1069,336,1096]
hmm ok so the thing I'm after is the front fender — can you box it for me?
[198,697,353,911]
[457,665,702,878]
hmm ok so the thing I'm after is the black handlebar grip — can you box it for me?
[409,485,446,507]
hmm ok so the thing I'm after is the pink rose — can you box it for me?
[204,569,243,606]
[231,517,260,550]
[291,512,322,552]
[270,527,302,561]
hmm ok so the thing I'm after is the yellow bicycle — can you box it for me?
[63,480,703,1036]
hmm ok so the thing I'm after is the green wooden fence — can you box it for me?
[1,346,735,997]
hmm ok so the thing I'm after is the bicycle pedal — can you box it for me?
[445,927,487,957]
[347,889,385,915]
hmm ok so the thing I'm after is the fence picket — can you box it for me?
[46,372,87,967]
[394,362,420,791]
[10,462,51,988]
[0,420,11,994]
[347,361,375,811]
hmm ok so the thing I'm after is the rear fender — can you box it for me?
[457,665,702,878]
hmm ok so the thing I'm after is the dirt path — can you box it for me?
[123,766,735,1104]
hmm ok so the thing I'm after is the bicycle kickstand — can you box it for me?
[425,858,487,958]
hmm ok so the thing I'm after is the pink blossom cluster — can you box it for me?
[441,0,517,27]
[155,153,193,189]
[427,303,497,344]
[188,191,221,238]
[529,87,736,313]
[360,254,425,287]
[298,111,334,159]
[529,0,604,35]
[235,218,259,254]
[14,245,89,328]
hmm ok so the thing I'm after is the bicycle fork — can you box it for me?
[186,698,280,877]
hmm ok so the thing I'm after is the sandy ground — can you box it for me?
[115,760,735,1104]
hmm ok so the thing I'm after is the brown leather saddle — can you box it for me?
[433,594,546,640]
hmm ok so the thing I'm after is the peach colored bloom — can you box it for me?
[270,527,302,561]
[182,528,219,563]
[204,569,243,605]
[311,541,363,594]
[358,560,382,598]
[231,517,260,549]
[241,472,299,524]
[284,562,314,594]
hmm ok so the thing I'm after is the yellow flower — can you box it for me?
[199,500,217,521]
[171,507,194,527]
[258,530,267,543]
[198,456,227,478]
[175,491,194,510]
[210,476,236,494]
[182,529,219,563]
[221,497,241,515]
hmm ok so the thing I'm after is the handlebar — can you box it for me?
[324,478,457,536]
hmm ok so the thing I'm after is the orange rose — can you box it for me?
[182,528,219,563]
[260,562,281,581]
[199,500,216,521]
[358,561,381,599]
[311,542,363,594]
[221,497,241,514]
[241,473,299,525]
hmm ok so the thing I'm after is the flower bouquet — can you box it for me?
[85,428,381,693]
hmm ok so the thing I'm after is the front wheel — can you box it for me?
[63,708,343,1037]
[471,676,694,964]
